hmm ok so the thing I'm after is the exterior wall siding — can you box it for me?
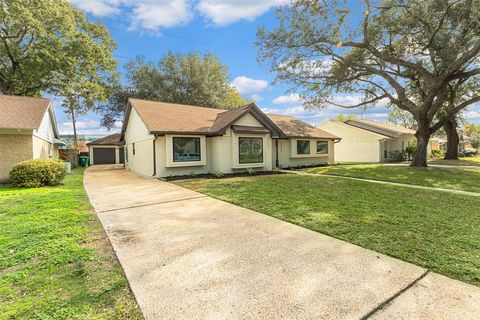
[276,139,334,168]
[319,121,383,163]
[124,107,155,177]
[209,129,233,174]
[0,134,33,181]
[33,109,55,143]
[32,135,55,159]
[232,113,262,127]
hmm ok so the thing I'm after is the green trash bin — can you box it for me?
[79,156,89,168]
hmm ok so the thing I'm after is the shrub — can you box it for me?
[214,170,224,178]
[246,168,255,175]
[9,159,66,188]
[405,145,417,160]
[388,150,403,161]
[430,149,445,159]
[188,170,196,177]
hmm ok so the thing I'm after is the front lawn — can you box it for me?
[305,164,480,193]
[0,169,141,319]
[430,156,480,166]
[176,174,480,286]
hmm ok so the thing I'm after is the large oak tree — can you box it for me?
[257,0,480,166]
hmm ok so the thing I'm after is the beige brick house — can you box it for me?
[121,99,340,178]
[0,95,62,181]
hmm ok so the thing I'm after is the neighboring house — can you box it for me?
[121,99,339,177]
[436,129,476,153]
[87,133,125,165]
[59,133,109,150]
[0,95,63,181]
[318,118,436,163]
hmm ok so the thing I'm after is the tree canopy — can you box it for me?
[387,106,415,128]
[98,52,250,129]
[257,0,480,166]
[0,0,117,102]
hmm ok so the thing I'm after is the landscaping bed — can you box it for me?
[176,174,480,286]
[0,169,141,319]
[161,170,284,181]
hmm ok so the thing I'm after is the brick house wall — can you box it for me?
[0,134,33,182]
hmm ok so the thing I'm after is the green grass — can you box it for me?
[0,169,141,320]
[430,156,480,166]
[176,174,480,286]
[305,164,480,193]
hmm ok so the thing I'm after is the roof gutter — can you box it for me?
[152,135,158,178]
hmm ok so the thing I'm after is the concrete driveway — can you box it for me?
[84,165,480,320]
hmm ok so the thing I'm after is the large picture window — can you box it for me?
[297,140,310,155]
[316,141,328,154]
[173,137,201,162]
[239,137,263,164]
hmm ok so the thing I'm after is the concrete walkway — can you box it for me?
[84,165,480,320]
[284,170,480,197]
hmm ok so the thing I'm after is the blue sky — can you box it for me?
[56,0,480,135]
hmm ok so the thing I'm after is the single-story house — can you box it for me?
[0,95,63,181]
[318,118,437,163]
[87,133,125,165]
[121,99,340,178]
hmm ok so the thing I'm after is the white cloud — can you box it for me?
[272,93,303,105]
[131,0,193,29]
[69,0,193,30]
[70,0,286,30]
[197,0,288,25]
[59,120,122,135]
[231,76,269,94]
[69,0,121,16]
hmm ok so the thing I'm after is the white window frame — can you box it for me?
[316,141,329,155]
[166,135,206,167]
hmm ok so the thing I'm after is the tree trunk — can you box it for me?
[443,117,459,160]
[410,118,430,167]
[71,106,78,149]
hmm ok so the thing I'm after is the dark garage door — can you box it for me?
[93,147,116,164]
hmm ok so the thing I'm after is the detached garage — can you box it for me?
[87,133,124,165]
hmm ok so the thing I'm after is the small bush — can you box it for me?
[188,170,196,177]
[9,159,66,188]
[246,168,255,175]
[430,149,445,159]
[215,170,224,178]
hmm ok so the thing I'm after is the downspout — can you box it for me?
[275,138,279,169]
[153,135,158,178]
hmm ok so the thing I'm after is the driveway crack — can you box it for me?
[360,270,430,319]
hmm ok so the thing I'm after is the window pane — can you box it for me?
[316,141,328,154]
[297,140,310,155]
[239,137,263,163]
[173,137,201,162]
